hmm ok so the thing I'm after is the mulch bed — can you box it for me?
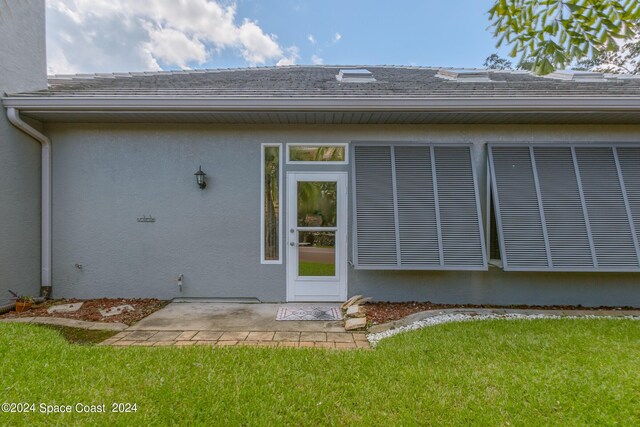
[0,298,168,326]
[365,302,638,325]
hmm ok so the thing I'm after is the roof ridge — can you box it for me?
[46,65,538,81]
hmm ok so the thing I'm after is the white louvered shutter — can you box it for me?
[353,144,486,270]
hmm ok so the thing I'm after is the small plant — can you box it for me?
[8,290,34,313]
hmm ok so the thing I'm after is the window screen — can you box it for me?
[352,144,487,270]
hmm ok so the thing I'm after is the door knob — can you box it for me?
[289,242,295,246]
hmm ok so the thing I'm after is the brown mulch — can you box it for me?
[0,298,168,326]
[365,301,638,325]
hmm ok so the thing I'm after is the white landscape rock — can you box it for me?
[366,313,640,347]
[99,304,134,317]
[47,302,83,314]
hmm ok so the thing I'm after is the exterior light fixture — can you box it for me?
[194,166,207,189]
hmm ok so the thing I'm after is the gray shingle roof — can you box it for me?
[10,65,640,98]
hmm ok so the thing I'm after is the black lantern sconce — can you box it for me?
[194,166,207,189]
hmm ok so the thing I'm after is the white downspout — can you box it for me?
[6,107,51,296]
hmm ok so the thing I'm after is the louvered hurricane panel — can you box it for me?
[575,147,639,269]
[490,146,550,269]
[533,147,594,268]
[434,146,486,268]
[353,146,398,266]
[394,146,440,266]
[617,147,640,258]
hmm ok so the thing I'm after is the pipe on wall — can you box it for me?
[6,108,51,297]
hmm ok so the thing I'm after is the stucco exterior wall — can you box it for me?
[46,122,640,306]
[0,0,47,303]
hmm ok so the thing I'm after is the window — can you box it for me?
[287,144,348,164]
[489,144,640,271]
[352,143,487,270]
[261,144,282,263]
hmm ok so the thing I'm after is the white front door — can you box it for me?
[286,172,348,302]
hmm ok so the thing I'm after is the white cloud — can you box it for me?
[237,19,282,64]
[46,0,292,73]
[333,32,342,43]
[145,26,207,69]
[307,34,316,44]
[311,54,324,65]
[276,46,300,66]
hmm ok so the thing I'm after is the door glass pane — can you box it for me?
[298,231,336,276]
[297,181,337,227]
[289,145,346,162]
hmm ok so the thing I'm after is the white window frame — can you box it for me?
[286,143,349,165]
[261,143,283,264]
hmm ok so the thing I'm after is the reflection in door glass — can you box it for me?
[298,231,336,277]
[297,182,337,227]
[289,145,346,162]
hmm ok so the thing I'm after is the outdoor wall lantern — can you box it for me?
[194,166,207,189]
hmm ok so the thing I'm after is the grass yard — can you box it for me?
[1,319,639,426]
[298,261,335,276]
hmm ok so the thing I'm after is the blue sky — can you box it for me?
[235,0,504,67]
[46,0,508,74]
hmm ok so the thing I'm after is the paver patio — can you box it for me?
[100,302,370,349]
[101,329,368,348]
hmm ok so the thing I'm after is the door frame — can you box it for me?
[286,171,348,302]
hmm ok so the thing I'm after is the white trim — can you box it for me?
[260,143,283,264]
[286,143,349,165]
[286,172,348,302]
[5,96,640,112]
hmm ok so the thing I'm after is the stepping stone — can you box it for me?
[47,302,83,314]
[193,331,223,341]
[346,305,366,318]
[327,332,355,342]
[345,317,367,331]
[99,304,134,317]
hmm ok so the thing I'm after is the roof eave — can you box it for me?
[4,96,640,112]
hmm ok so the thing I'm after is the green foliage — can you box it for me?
[575,33,640,73]
[484,54,537,70]
[489,0,640,74]
[484,53,514,69]
[1,319,640,425]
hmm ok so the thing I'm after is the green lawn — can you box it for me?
[1,319,639,426]
[298,261,335,276]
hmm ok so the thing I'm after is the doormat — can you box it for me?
[276,306,343,321]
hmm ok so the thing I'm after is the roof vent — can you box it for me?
[435,69,491,82]
[547,70,605,82]
[336,69,376,83]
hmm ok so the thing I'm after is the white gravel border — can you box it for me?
[367,313,640,347]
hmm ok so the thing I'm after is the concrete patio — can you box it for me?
[102,302,369,349]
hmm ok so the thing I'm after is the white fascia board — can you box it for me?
[3,96,640,112]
